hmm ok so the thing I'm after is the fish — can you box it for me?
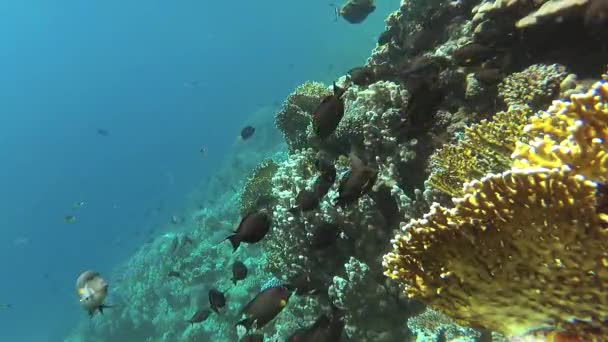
[64,215,77,224]
[335,0,376,24]
[585,0,608,27]
[199,146,208,157]
[188,309,211,325]
[0,304,12,310]
[236,285,291,330]
[312,83,346,139]
[209,288,226,313]
[224,210,272,252]
[76,270,113,317]
[232,261,248,285]
[310,223,340,250]
[72,201,86,209]
[96,128,109,136]
[167,270,181,278]
[240,126,256,140]
[288,190,320,214]
[377,30,393,45]
[287,273,326,296]
[240,334,264,342]
[334,154,377,207]
[473,68,503,84]
[347,66,376,86]
[288,307,344,342]
[452,43,496,66]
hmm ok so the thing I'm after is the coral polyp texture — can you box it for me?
[384,79,608,339]
[239,159,279,216]
[428,106,532,197]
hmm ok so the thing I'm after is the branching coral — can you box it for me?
[428,106,532,196]
[239,159,279,216]
[385,79,608,338]
[275,82,331,152]
[498,64,568,110]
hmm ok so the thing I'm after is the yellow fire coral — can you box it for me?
[384,78,608,338]
[428,107,531,196]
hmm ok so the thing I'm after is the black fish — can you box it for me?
[96,128,109,136]
[241,126,256,140]
[347,66,375,86]
[287,309,344,342]
[167,270,181,278]
[473,68,503,84]
[240,334,264,342]
[232,261,248,285]
[288,190,320,214]
[334,154,377,207]
[188,309,211,325]
[209,288,226,313]
[312,83,346,139]
[336,0,376,24]
[287,273,326,296]
[377,30,392,45]
[314,151,336,176]
[310,223,340,250]
[225,210,272,252]
[236,285,291,330]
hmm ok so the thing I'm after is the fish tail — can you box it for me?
[224,235,240,252]
[236,318,254,331]
[334,7,340,22]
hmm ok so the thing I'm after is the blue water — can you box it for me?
[0,1,395,340]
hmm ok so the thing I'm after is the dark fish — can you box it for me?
[312,83,346,139]
[336,0,376,24]
[225,211,272,252]
[313,175,334,200]
[236,285,291,330]
[96,128,109,136]
[347,66,376,86]
[167,270,181,278]
[585,0,608,27]
[452,43,495,66]
[240,334,264,342]
[232,261,248,285]
[188,309,211,325]
[334,154,377,207]
[473,68,503,84]
[209,288,226,313]
[287,273,326,296]
[288,190,320,214]
[310,223,340,250]
[64,215,76,224]
[314,151,336,176]
[241,126,256,140]
[377,30,392,45]
[287,308,344,342]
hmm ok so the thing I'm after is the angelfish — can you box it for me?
[76,270,112,317]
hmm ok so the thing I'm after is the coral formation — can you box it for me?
[498,64,568,109]
[239,159,279,216]
[428,106,532,196]
[385,80,608,338]
[275,82,331,153]
[407,307,481,342]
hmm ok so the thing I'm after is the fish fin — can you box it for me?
[224,235,240,252]
[236,318,254,331]
[211,306,219,314]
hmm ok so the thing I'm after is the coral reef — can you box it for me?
[275,82,331,153]
[497,64,567,109]
[239,159,279,216]
[384,80,608,338]
[407,307,482,342]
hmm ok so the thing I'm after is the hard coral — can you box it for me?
[498,64,568,110]
[239,159,279,216]
[275,82,331,153]
[385,79,608,338]
[428,106,532,196]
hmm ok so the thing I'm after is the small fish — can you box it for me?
[377,30,392,45]
[167,270,181,278]
[452,43,495,66]
[224,210,272,252]
[473,68,503,84]
[72,201,86,209]
[209,288,226,313]
[237,285,291,330]
[199,146,208,157]
[240,334,264,342]
[335,0,376,24]
[334,154,377,207]
[64,215,77,224]
[347,66,376,86]
[232,261,248,285]
[188,309,211,325]
[312,82,346,139]
[310,222,340,250]
[240,126,256,140]
[76,271,113,317]
[288,190,320,214]
[0,304,12,310]
[96,128,109,136]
